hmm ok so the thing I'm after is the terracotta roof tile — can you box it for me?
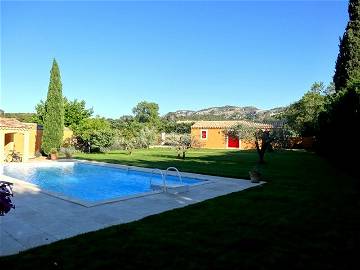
[191,120,272,129]
[0,118,30,129]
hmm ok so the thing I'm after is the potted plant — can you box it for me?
[0,181,15,216]
[50,148,58,160]
[249,166,262,183]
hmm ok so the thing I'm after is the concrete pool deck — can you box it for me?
[0,165,263,256]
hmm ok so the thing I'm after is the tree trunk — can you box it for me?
[258,150,265,164]
[255,140,267,164]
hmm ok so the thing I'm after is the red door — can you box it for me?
[228,136,239,148]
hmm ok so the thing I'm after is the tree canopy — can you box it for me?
[333,0,360,90]
[132,101,160,126]
[74,117,114,152]
[317,86,360,163]
[33,97,92,128]
[280,82,328,136]
[42,59,64,154]
[64,98,93,128]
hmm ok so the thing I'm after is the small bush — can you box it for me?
[59,146,76,159]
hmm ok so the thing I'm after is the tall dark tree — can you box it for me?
[317,86,360,170]
[42,59,64,154]
[334,0,360,91]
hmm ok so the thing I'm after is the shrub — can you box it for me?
[109,126,157,152]
[60,146,76,159]
[137,126,157,148]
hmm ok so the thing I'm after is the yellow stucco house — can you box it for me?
[0,118,73,162]
[191,120,272,150]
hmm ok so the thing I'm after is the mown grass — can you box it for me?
[74,148,260,179]
[1,149,359,270]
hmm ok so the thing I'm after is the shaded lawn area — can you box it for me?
[1,149,359,269]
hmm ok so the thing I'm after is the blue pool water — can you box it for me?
[1,162,204,203]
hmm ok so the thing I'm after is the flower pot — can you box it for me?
[50,154,58,160]
[249,171,261,183]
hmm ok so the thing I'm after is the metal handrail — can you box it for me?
[150,168,167,192]
[165,167,183,185]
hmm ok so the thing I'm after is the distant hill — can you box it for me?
[164,105,286,122]
[3,112,35,123]
[4,106,286,124]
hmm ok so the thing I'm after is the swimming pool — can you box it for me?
[1,161,206,206]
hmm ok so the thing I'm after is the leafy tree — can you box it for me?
[280,83,327,136]
[120,136,137,155]
[132,101,160,126]
[324,82,336,96]
[166,133,202,159]
[42,59,64,155]
[118,120,143,140]
[137,126,157,148]
[310,81,326,94]
[160,120,194,134]
[111,123,157,154]
[333,0,360,91]
[108,115,135,130]
[33,97,92,127]
[64,98,93,128]
[74,118,114,152]
[227,124,288,163]
[32,100,47,125]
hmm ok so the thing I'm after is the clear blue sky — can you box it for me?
[1,0,348,118]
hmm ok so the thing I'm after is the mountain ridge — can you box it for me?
[164,105,286,122]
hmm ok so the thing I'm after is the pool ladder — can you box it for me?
[150,168,167,192]
[149,167,182,192]
[165,167,182,185]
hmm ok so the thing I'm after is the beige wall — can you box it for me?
[191,127,257,150]
[191,128,227,149]
[12,125,73,158]
[13,126,38,156]
[240,140,256,150]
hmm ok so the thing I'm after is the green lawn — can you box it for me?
[1,149,359,269]
[75,148,260,179]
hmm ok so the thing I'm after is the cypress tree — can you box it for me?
[334,0,360,91]
[42,59,64,154]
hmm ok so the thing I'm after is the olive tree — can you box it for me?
[226,124,289,163]
[166,133,202,159]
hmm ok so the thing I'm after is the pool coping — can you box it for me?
[1,159,221,207]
